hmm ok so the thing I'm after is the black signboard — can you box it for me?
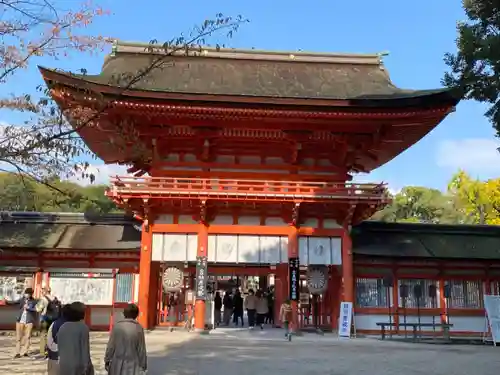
[195,256,208,300]
[289,257,300,301]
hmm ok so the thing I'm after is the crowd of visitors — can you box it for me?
[213,287,276,329]
[12,287,147,375]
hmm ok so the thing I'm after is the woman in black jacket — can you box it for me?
[232,290,244,326]
[214,292,222,326]
[222,290,233,326]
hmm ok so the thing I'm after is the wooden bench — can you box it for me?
[376,322,454,341]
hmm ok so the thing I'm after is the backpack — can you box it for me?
[45,297,61,321]
[282,303,292,321]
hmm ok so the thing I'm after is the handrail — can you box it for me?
[110,175,387,188]
[106,176,390,202]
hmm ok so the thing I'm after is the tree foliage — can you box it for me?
[448,170,500,224]
[0,3,248,205]
[0,172,118,213]
[371,186,466,224]
[443,0,500,135]
[373,171,500,225]
[0,0,108,180]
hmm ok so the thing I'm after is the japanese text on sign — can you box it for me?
[289,257,300,301]
[338,301,353,339]
[195,256,208,300]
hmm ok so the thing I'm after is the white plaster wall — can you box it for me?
[448,316,486,333]
[324,219,340,228]
[355,314,390,330]
[264,217,287,226]
[302,218,319,227]
[156,214,174,224]
[212,215,233,225]
[354,313,487,334]
[178,215,197,224]
[238,216,261,226]
[398,315,440,325]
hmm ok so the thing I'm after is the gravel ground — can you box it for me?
[0,328,498,375]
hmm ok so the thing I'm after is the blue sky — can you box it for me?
[2,0,499,190]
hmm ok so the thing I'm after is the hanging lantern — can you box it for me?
[306,266,328,295]
[162,266,183,292]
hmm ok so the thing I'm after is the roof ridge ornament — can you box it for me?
[111,40,118,56]
[111,39,384,65]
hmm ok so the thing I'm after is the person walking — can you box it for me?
[222,290,233,326]
[244,289,257,329]
[232,290,244,326]
[280,299,293,341]
[57,302,94,375]
[105,303,147,375]
[46,304,71,375]
[266,288,275,325]
[13,288,37,358]
[255,290,269,330]
[214,291,222,327]
[36,287,61,358]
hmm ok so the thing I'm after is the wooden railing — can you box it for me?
[106,176,390,203]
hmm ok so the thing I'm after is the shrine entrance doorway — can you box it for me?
[155,264,284,328]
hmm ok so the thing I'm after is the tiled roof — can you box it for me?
[40,41,460,104]
[0,212,141,250]
[352,221,500,260]
[2,212,500,260]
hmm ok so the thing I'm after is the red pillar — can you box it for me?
[33,271,43,298]
[138,224,153,329]
[276,264,287,324]
[341,228,354,303]
[148,262,160,328]
[288,227,299,331]
[194,224,208,331]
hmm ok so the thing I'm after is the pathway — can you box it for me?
[0,329,499,375]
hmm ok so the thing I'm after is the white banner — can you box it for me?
[484,295,500,344]
[338,301,353,338]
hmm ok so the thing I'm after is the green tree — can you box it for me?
[371,186,466,224]
[443,0,500,135]
[0,172,119,213]
[448,170,500,224]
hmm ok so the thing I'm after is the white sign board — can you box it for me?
[338,301,353,339]
[484,295,500,344]
[49,277,114,305]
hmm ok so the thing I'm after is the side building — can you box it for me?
[0,211,498,337]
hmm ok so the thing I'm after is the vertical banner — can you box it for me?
[289,257,300,301]
[195,256,208,300]
[338,301,353,338]
[484,295,500,345]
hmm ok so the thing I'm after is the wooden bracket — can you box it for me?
[143,199,150,232]
[289,202,301,227]
[290,142,301,164]
[342,204,357,228]
[201,139,210,162]
[193,200,215,225]
[200,200,207,224]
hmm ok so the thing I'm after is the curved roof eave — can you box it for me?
[39,66,462,109]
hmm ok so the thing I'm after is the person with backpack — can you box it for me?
[47,304,71,375]
[279,299,293,341]
[36,287,61,358]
